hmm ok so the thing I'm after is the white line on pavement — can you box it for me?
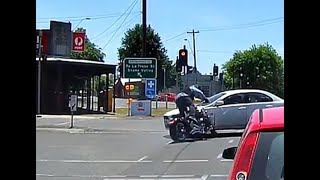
[200,175,209,180]
[161,175,195,178]
[37,159,152,163]
[210,174,229,177]
[216,153,222,159]
[163,160,208,163]
[55,119,87,126]
[228,139,234,143]
[166,140,174,145]
[220,159,234,162]
[137,156,148,162]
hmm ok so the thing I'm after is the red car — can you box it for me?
[158,93,176,102]
[222,106,284,180]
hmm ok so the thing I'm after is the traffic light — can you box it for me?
[213,64,219,76]
[179,48,188,66]
[176,57,182,72]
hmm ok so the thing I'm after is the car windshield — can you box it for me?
[201,92,226,106]
[249,131,284,180]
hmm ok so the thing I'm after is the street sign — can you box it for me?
[123,58,157,78]
[70,95,77,112]
[145,79,157,99]
[72,32,85,52]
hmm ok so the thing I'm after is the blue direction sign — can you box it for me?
[145,79,157,99]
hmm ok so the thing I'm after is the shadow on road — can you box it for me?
[163,132,243,143]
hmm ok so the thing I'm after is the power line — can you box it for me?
[91,0,140,41]
[36,12,140,20]
[102,0,139,50]
[199,17,284,32]
[162,17,283,42]
[36,12,141,24]
[163,32,187,42]
[94,13,141,44]
[197,50,234,54]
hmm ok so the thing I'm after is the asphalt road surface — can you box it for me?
[36,117,242,180]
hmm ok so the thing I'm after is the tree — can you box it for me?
[222,43,284,98]
[117,24,174,92]
[70,27,106,62]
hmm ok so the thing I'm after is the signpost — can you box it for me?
[145,79,157,99]
[69,95,77,128]
[123,58,157,78]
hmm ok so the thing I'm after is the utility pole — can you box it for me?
[142,0,147,57]
[37,30,42,116]
[187,29,199,84]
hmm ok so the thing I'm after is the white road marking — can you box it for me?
[37,159,152,163]
[36,173,223,179]
[216,153,222,159]
[166,140,174,145]
[210,174,228,177]
[140,175,159,178]
[220,159,234,162]
[163,160,208,163]
[228,139,234,143]
[55,119,87,126]
[137,156,148,162]
[200,175,209,180]
[161,175,195,178]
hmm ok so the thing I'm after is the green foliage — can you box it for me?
[223,43,284,98]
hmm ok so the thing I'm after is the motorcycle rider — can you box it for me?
[175,85,209,135]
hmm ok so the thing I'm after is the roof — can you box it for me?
[36,57,117,66]
[222,89,283,101]
[115,78,142,86]
[249,106,284,133]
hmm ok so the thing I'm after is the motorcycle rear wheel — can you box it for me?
[169,122,187,142]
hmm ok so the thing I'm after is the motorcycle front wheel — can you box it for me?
[169,122,187,142]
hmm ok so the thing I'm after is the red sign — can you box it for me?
[42,31,48,54]
[72,32,85,52]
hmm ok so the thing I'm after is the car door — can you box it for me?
[242,92,281,125]
[213,93,248,129]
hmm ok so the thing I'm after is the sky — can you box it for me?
[36,0,284,75]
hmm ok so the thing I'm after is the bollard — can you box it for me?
[127,98,132,116]
[155,95,158,109]
[165,95,168,109]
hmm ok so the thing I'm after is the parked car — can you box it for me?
[222,106,284,180]
[163,89,284,131]
[158,93,176,102]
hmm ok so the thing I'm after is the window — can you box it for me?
[249,132,284,180]
[243,92,273,103]
[223,94,245,105]
[202,92,225,106]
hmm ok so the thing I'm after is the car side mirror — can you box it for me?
[222,147,237,159]
[215,100,224,106]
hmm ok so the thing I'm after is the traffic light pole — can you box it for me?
[187,29,199,84]
[37,30,42,116]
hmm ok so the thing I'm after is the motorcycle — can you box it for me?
[168,105,214,142]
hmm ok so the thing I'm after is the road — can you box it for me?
[36,117,242,180]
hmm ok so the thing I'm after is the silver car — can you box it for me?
[163,89,284,131]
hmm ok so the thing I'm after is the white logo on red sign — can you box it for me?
[74,37,84,46]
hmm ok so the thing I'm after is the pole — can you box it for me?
[142,0,147,57]
[163,68,166,92]
[37,30,42,115]
[70,111,74,128]
[187,29,199,84]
